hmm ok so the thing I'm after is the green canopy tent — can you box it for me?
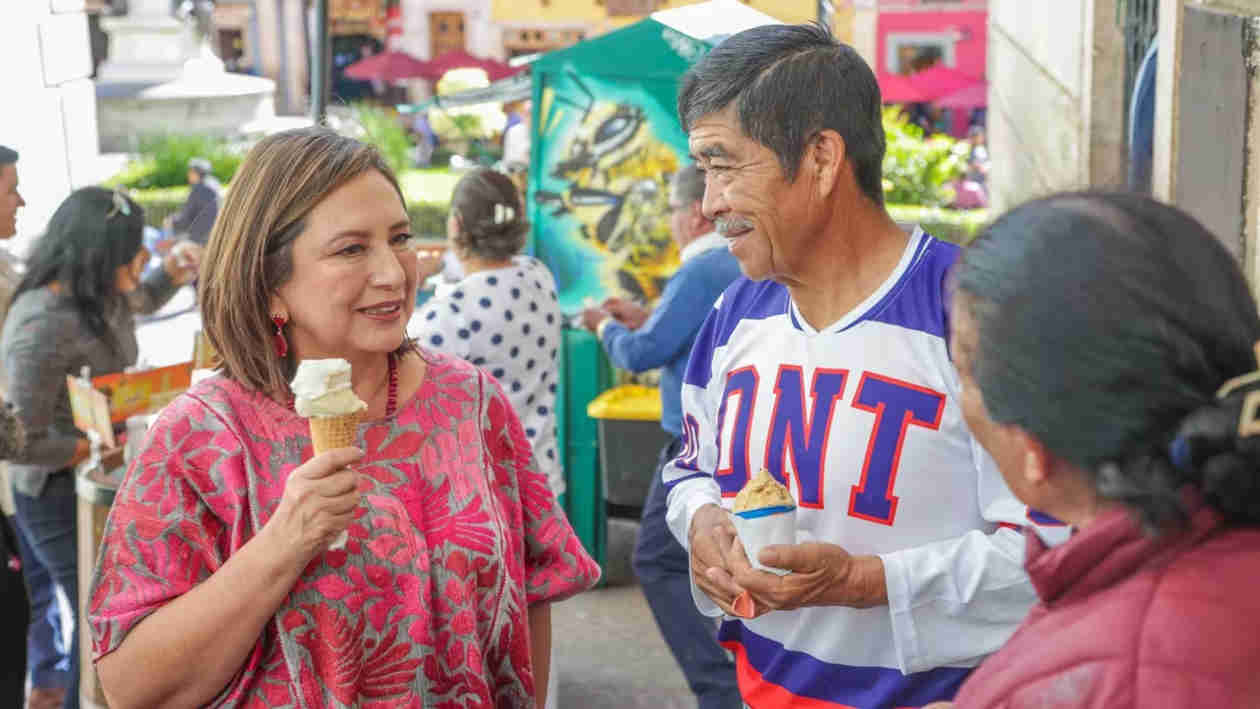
[398,71,533,113]
[528,0,780,311]
[532,0,779,572]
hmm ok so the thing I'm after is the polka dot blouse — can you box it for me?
[408,255,564,495]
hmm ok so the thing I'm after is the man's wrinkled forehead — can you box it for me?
[686,105,745,160]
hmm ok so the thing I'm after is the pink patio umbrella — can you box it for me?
[344,49,431,81]
[878,73,929,104]
[908,64,984,101]
[418,49,523,82]
[934,81,989,109]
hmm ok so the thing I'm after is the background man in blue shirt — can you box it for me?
[581,164,743,709]
[163,157,221,247]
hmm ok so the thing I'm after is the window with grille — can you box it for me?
[1119,0,1160,129]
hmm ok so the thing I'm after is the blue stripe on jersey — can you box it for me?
[848,234,959,339]
[684,278,788,387]
[683,233,959,388]
[720,621,971,708]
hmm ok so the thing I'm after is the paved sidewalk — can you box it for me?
[553,584,696,709]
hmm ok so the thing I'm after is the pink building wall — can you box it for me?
[876,8,988,136]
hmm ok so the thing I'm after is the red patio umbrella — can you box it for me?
[878,73,929,104]
[418,49,523,82]
[344,50,431,81]
[908,65,984,101]
[934,81,988,109]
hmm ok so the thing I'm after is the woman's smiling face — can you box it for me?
[272,170,417,362]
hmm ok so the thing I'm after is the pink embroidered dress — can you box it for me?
[88,349,600,708]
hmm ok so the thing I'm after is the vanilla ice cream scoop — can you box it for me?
[290,358,367,418]
[733,469,796,513]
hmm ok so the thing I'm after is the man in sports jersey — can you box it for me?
[663,23,1062,708]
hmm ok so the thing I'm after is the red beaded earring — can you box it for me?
[271,314,288,358]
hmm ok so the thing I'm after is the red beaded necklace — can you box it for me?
[384,351,399,418]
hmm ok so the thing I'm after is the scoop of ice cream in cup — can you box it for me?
[291,358,367,550]
[731,469,797,577]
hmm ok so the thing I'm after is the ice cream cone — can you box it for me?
[308,412,362,454]
[291,359,368,552]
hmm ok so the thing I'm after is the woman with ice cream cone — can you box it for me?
[86,127,599,708]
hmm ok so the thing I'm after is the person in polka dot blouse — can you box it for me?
[409,168,565,497]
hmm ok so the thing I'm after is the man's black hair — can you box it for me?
[678,23,886,205]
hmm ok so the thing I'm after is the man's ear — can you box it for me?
[808,129,846,198]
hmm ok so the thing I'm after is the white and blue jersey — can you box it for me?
[663,228,1065,708]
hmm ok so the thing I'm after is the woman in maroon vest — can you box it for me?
[936,191,1260,708]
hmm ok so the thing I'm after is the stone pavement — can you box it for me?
[552,583,696,709]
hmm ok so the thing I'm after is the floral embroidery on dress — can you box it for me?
[88,349,600,708]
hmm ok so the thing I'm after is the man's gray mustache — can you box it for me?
[716,218,754,236]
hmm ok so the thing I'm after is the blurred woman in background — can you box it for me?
[2,186,199,709]
[410,168,565,500]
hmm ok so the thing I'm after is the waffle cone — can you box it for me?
[308,412,362,454]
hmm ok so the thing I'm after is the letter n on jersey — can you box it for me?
[715,366,946,527]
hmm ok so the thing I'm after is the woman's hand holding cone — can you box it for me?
[261,447,363,565]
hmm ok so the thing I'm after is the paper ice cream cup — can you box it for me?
[731,505,796,576]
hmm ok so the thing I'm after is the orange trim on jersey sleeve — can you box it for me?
[722,641,925,709]
[723,640,856,709]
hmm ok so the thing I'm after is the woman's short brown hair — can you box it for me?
[450,168,528,262]
[198,127,408,399]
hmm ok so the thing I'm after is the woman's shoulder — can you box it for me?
[1145,527,1260,616]
[5,287,72,324]
[415,346,483,387]
[1127,528,1260,677]
[406,347,505,412]
[517,255,557,281]
[153,374,290,444]
[2,288,82,351]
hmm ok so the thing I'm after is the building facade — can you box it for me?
[0,0,103,256]
[491,0,819,56]
[986,0,1126,213]
[988,0,1260,298]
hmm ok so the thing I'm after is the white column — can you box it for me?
[0,0,100,256]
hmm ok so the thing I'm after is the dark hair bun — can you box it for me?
[1170,386,1260,525]
[450,169,528,262]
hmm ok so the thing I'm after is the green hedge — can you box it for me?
[130,186,190,227]
[408,202,447,239]
[129,189,985,247]
[888,204,989,245]
[108,135,245,190]
[130,186,450,239]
